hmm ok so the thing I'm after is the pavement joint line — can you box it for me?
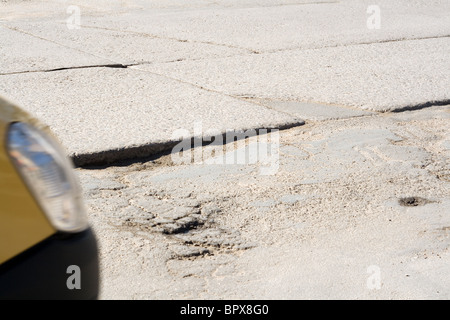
[241,98,384,118]
[127,64,297,117]
[130,64,450,117]
[3,23,448,77]
[1,24,121,65]
[65,23,259,55]
[190,0,340,10]
[2,21,260,71]
[254,99,450,117]
[135,33,450,64]
[71,121,305,168]
[232,1,340,9]
[234,97,340,120]
[56,22,450,57]
[257,34,450,54]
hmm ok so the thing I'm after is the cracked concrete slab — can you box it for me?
[139,37,450,112]
[1,0,449,159]
[0,67,303,166]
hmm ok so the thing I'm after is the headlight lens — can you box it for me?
[6,122,88,233]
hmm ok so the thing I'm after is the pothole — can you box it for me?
[398,196,433,207]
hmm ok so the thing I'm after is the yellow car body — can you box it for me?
[0,96,99,299]
[0,97,55,265]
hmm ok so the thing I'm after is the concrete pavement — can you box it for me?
[1,67,302,166]
[0,0,449,300]
[1,0,449,164]
[80,105,450,299]
[140,37,450,112]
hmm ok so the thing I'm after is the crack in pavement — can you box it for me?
[54,22,450,59]
[0,24,120,64]
[390,99,450,113]
[64,23,259,55]
[199,0,340,10]
[2,24,448,169]
[133,60,450,115]
[0,63,130,76]
[72,121,304,168]
[265,34,450,54]
[1,55,443,169]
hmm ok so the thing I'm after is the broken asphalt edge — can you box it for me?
[389,99,450,113]
[70,120,306,168]
[71,98,450,168]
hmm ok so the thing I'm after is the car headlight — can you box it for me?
[6,122,88,233]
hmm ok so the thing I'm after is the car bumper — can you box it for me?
[0,228,99,300]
